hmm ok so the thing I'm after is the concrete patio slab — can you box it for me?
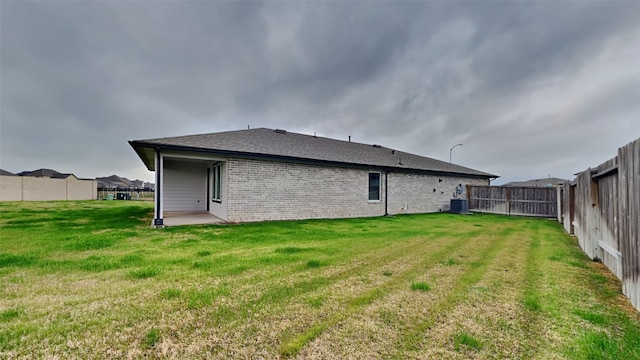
[161,211,225,227]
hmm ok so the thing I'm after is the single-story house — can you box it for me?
[129,128,497,226]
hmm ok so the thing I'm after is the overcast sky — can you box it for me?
[1,1,638,184]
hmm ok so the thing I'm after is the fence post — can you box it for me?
[557,186,563,223]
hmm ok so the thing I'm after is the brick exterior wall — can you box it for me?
[387,173,488,214]
[226,158,385,222]
[224,158,488,222]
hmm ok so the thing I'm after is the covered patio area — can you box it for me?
[161,211,226,227]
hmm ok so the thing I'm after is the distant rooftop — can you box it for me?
[16,168,74,179]
[502,177,567,187]
[96,175,154,190]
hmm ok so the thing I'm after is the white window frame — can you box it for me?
[212,163,222,202]
[368,172,381,202]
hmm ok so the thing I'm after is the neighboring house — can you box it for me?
[129,128,498,226]
[96,175,154,191]
[502,177,566,188]
[0,168,97,201]
[17,168,73,179]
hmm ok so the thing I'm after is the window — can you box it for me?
[368,172,381,201]
[212,163,221,202]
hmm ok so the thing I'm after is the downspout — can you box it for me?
[384,171,389,216]
[154,148,163,227]
[206,167,210,212]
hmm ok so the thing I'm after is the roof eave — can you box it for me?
[129,141,157,171]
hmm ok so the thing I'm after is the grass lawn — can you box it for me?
[1,201,639,359]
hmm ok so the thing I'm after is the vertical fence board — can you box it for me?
[560,180,574,234]
[618,139,640,310]
[574,169,599,259]
[557,186,563,223]
[597,169,621,279]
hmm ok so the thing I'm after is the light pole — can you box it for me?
[449,143,463,163]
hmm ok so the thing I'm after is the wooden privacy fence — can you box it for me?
[559,137,639,312]
[467,185,557,218]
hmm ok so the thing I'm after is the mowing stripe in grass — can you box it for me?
[535,229,640,359]
[510,222,621,359]
[0,253,39,268]
[230,235,444,317]
[215,233,449,314]
[517,232,547,355]
[278,228,491,357]
[412,221,533,358]
[177,234,443,338]
[523,235,542,312]
[395,227,511,354]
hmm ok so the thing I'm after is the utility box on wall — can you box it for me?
[450,198,469,214]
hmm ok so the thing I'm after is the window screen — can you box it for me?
[212,163,221,201]
[369,172,381,201]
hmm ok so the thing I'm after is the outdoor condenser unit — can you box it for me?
[450,198,469,214]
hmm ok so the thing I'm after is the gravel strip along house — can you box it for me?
[129,128,497,226]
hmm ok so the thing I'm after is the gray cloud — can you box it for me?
[1,1,638,183]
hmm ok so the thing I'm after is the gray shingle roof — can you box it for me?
[16,168,73,179]
[130,128,497,178]
[502,177,566,187]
